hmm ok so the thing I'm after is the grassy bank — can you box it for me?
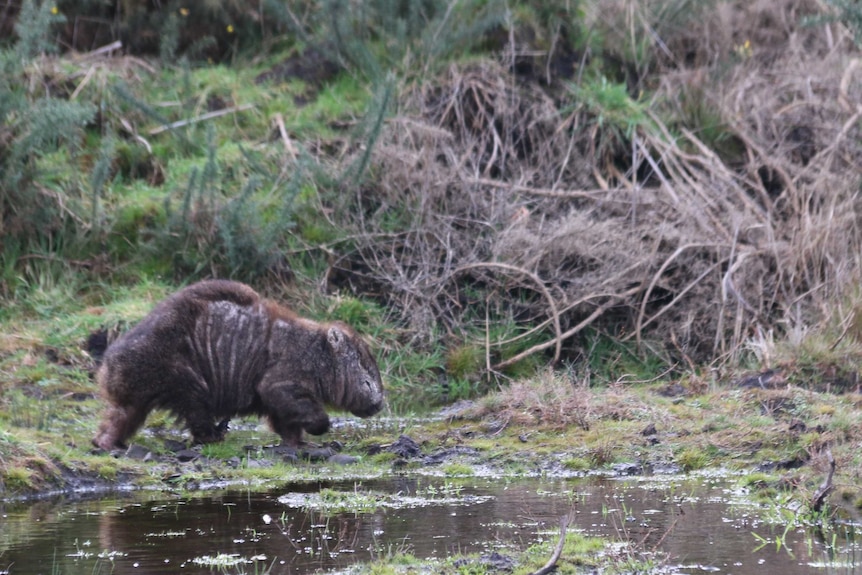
[2,0,862,533]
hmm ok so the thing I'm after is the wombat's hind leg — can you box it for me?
[92,404,147,451]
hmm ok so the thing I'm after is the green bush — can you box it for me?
[1,1,98,292]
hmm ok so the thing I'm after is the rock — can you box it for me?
[438,400,477,419]
[641,423,657,436]
[613,462,643,476]
[386,435,422,459]
[175,449,200,462]
[656,383,687,397]
[163,439,187,453]
[734,369,785,389]
[788,419,806,433]
[423,446,479,466]
[454,551,515,572]
[302,447,336,462]
[125,444,151,460]
[263,444,299,459]
[483,419,507,434]
[651,463,683,474]
[328,454,359,465]
[481,552,516,571]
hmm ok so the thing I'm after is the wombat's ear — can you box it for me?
[327,326,345,350]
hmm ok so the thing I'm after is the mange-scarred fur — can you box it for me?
[92,280,385,451]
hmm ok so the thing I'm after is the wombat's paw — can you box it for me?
[91,434,127,453]
[216,418,231,435]
[191,423,229,445]
[304,418,330,436]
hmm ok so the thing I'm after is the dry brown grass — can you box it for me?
[321,0,862,373]
[473,370,594,430]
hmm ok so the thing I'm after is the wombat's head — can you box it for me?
[328,324,385,417]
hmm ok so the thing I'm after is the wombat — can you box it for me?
[92,280,385,451]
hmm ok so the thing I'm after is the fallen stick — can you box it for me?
[811,448,835,513]
[529,514,570,575]
[273,113,297,160]
[148,104,255,135]
[74,40,123,60]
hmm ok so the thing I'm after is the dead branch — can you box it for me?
[811,448,835,513]
[529,514,570,575]
[273,113,297,160]
[472,177,623,200]
[633,243,725,349]
[449,262,562,364]
[73,40,123,60]
[149,104,255,135]
[494,289,638,371]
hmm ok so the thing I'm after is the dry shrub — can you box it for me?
[325,0,862,371]
[474,370,592,429]
[473,371,668,431]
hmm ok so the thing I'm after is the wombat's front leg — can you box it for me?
[260,386,330,446]
[186,413,231,445]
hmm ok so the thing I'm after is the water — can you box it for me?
[0,474,859,574]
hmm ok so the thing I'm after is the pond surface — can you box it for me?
[0,474,859,574]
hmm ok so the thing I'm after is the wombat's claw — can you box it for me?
[91,436,127,453]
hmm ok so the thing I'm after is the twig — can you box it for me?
[838,59,860,113]
[473,177,622,200]
[450,262,562,364]
[529,514,570,575]
[70,65,96,100]
[811,448,835,513]
[74,40,122,60]
[494,292,633,371]
[148,104,255,135]
[614,363,678,384]
[273,113,297,160]
[633,243,724,349]
[829,309,856,351]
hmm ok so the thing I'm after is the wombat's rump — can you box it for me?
[92,280,384,451]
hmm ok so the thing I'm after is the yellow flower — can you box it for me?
[179,7,189,16]
[51,6,58,14]
[226,24,234,34]
[734,39,753,60]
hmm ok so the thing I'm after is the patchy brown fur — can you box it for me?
[92,280,384,451]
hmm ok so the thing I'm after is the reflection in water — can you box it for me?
[0,475,859,574]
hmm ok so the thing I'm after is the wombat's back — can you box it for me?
[97,281,269,407]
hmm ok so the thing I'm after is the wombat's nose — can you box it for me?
[354,401,384,417]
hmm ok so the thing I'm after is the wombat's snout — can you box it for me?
[353,400,384,418]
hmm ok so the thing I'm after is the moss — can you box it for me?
[369,451,399,464]
[562,457,591,472]
[740,472,776,488]
[442,463,474,477]
[3,466,35,492]
[95,462,120,481]
[200,442,246,460]
[676,447,710,472]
